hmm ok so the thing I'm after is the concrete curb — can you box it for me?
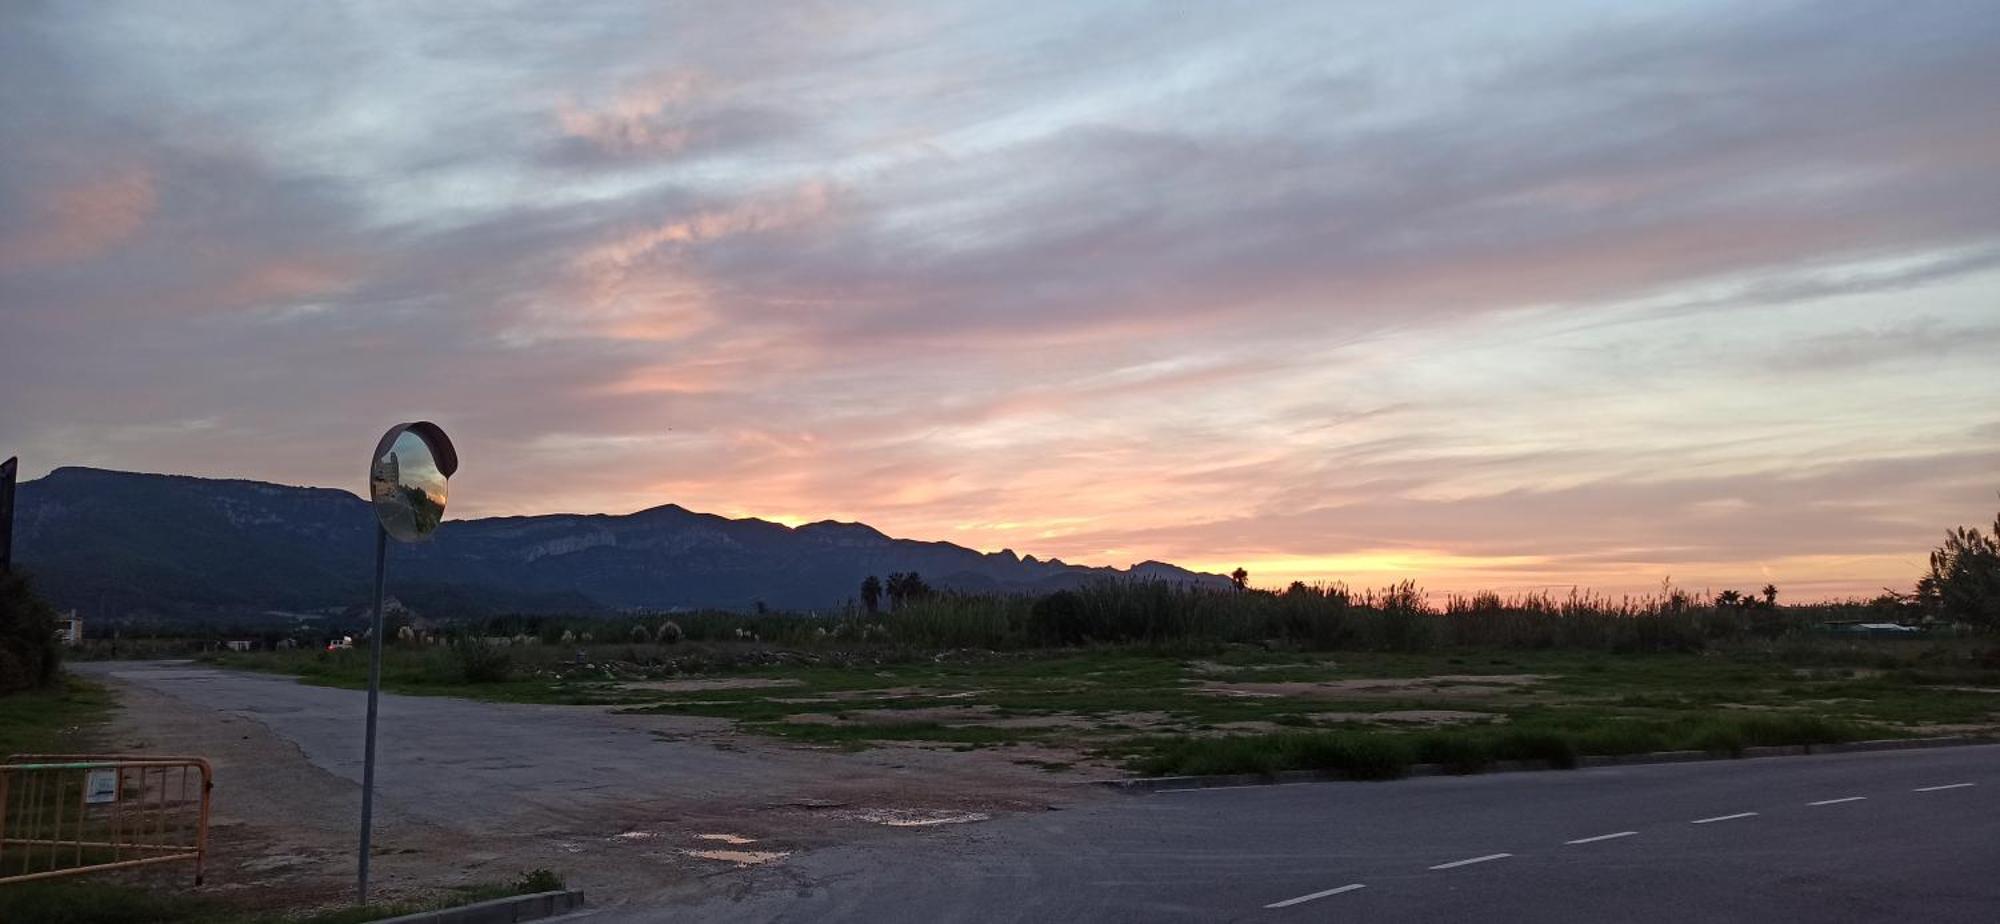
[371,890,586,924]
[1093,736,1992,794]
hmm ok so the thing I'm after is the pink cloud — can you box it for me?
[0,166,155,271]
[555,71,711,156]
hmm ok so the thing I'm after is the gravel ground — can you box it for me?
[75,661,1094,911]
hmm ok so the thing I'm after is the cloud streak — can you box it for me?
[3,0,1997,599]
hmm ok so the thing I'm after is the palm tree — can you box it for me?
[1230,567,1249,591]
[1761,584,1778,607]
[860,575,882,614]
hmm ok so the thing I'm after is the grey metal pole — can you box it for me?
[357,524,388,904]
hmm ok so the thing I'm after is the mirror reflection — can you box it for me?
[369,429,449,541]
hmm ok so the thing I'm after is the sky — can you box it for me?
[3,1,1998,600]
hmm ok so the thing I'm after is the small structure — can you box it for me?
[224,639,255,652]
[1819,620,1921,637]
[58,610,84,646]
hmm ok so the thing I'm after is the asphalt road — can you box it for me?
[581,743,2000,923]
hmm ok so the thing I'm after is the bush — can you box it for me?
[1917,510,2000,627]
[0,571,62,694]
[453,642,514,683]
[659,621,683,645]
[513,868,565,893]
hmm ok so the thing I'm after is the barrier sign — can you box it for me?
[85,768,119,804]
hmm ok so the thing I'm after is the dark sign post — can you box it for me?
[357,424,456,904]
[1,456,17,574]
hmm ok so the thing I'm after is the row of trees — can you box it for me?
[1714,585,1779,610]
[859,572,934,613]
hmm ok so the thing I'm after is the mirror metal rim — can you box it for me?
[369,421,458,479]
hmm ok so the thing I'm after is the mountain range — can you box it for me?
[11,467,1226,623]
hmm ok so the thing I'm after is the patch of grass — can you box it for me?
[275,870,564,924]
[1680,714,1878,757]
[210,640,1998,765]
[1412,733,1493,774]
[1124,731,1416,779]
[0,880,223,924]
[0,674,114,757]
[0,870,567,924]
[203,649,626,705]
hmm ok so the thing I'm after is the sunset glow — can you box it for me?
[4,2,1997,600]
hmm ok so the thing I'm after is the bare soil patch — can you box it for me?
[768,687,989,705]
[778,708,1178,733]
[1307,709,1505,726]
[81,664,1102,913]
[1186,660,1323,674]
[1195,674,1547,700]
[618,677,804,693]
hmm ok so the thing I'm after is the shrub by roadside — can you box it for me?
[0,570,63,693]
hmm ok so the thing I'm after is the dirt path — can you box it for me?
[76,661,1095,909]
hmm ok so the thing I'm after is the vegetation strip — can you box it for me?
[1100,736,1991,792]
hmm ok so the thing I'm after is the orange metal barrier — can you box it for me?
[0,755,212,885]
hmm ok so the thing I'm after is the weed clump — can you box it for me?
[453,641,514,683]
[513,868,565,893]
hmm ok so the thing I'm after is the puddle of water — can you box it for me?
[847,809,992,827]
[694,833,756,845]
[681,848,789,866]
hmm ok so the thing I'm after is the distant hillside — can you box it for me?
[13,467,1226,621]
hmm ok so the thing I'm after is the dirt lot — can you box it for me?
[77,662,1089,913]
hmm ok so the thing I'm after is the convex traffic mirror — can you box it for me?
[368,422,457,542]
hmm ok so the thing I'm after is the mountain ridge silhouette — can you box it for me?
[13,466,1228,620]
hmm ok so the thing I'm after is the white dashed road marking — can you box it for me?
[1691,812,1758,824]
[1264,883,1365,909]
[1252,776,1981,912]
[1429,853,1512,870]
[1565,831,1637,845]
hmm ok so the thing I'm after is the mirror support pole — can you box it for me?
[357,524,388,904]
